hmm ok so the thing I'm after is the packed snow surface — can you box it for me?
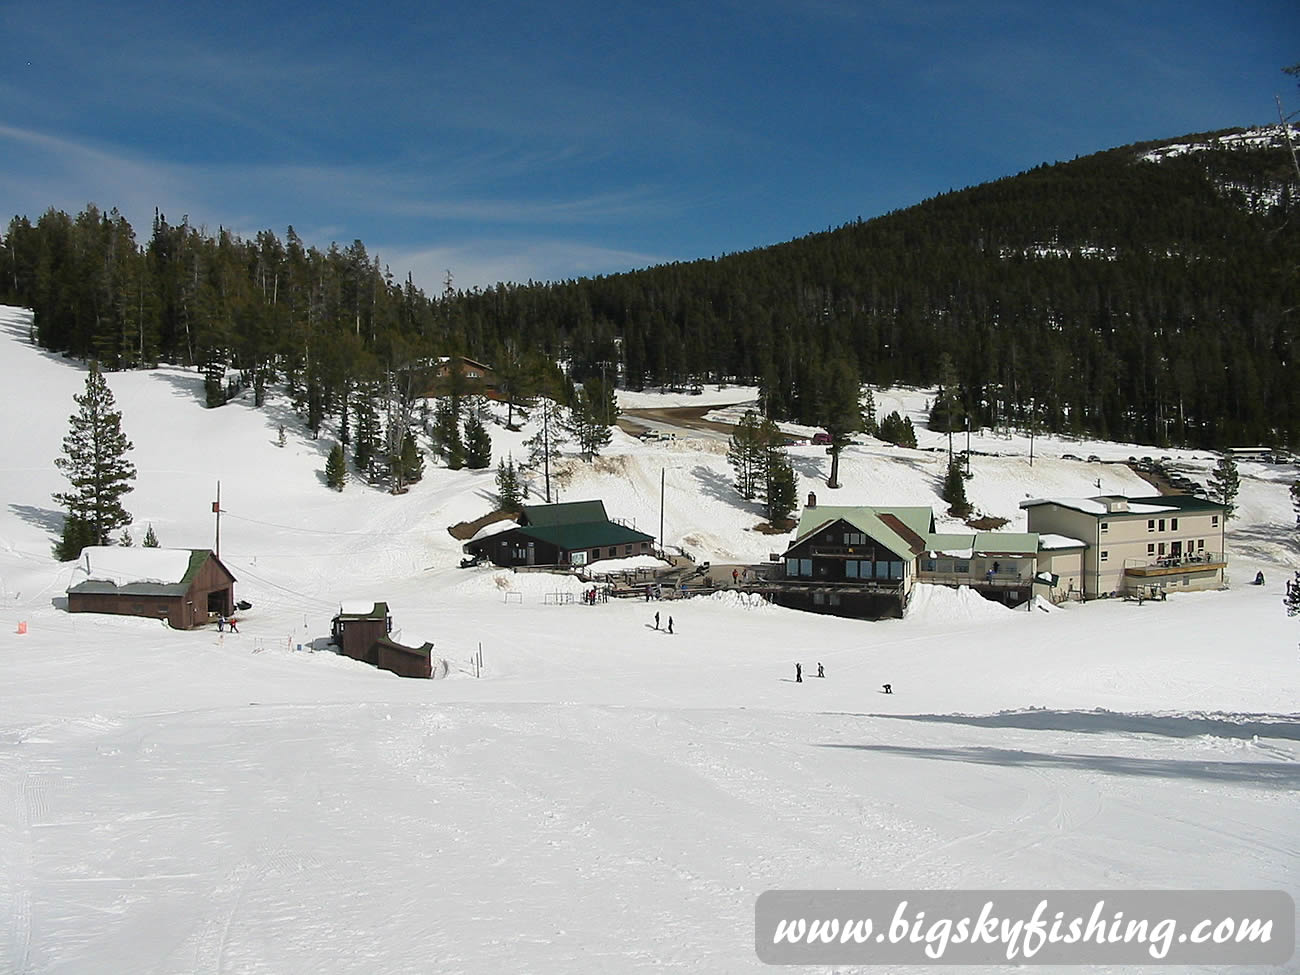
[0,306,1297,974]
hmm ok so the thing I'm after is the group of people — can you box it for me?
[216,613,239,633]
[582,586,605,605]
[652,611,674,634]
[793,662,891,693]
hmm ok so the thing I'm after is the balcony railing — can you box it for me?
[1123,552,1225,576]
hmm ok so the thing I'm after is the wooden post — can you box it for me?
[213,481,222,557]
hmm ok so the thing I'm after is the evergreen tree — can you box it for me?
[1286,572,1300,617]
[524,399,568,467]
[727,409,764,500]
[325,442,347,491]
[1291,479,1299,533]
[53,361,136,546]
[432,398,465,469]
[464,414,493,469]
[118,527,133,546]
[400,432,425,484]
[928,352,964,433]
[862,387,878,437]
[819,360,865,489]
[878,411,918,448]
[53,515,95,562]
[1208,455,1240,519]
[143,523,160,548]
[353,395,382,479]
[496,455,523,511]
[564,385,613,461]
[758,418,797,523]
[942,458,971,518]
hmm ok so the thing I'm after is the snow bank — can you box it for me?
[585,555,668,575]
[702,590,773,610]
[905,583,1015,623]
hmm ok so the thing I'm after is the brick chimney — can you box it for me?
[807,491,817,509]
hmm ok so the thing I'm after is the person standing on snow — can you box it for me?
[795,663,802,683]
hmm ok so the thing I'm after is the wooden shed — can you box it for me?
[331,602,392,664]
[66,547,236,630]
[373,636,435,679]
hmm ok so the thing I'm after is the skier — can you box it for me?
[217,614,225,633]
[882,683,892,694]
[668,616,674,634]
[732,568,739,585]
[817,662,824,679]
[228,617,239,633]
[654,611,660,630]
[795,662,802,683]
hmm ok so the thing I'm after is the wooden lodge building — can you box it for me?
[462,500,654,568]
[331,602,435,679]
[66,547,237,630]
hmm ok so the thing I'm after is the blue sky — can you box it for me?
[1,0,1295,291]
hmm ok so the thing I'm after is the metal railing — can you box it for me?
[1123,552,1223,571]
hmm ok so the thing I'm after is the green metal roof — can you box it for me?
[793,505,936,561]
[924,533,975,553]
[520,500,609,528]
[520,522,654,550]
[973,532,1039,555]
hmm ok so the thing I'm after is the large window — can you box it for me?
[890,561,904,579]
[843,532,866,546]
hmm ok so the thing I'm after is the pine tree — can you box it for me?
[400,432,424,484]
[862,387,878,437]
[464,414,493,469]
[1290,479,1299,533]
[325,442,347,491]
[118,527,133,546]
[353,395,381,479]
[758,418,797,524]
[1285,572,1300,617]
[53,361,136,546]
[524,400,568,467]
[820,360,865,489]
[433,398,465,469]
[1208,455,1240,519]
[496,455,523,511]
[564,385,612,462]
[943,458,971,518]
[143,523,160,547]
[53,515,95,562]
[727,409,763,499]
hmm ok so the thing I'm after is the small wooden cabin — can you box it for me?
[66,547,236,629]
[331,602,392,664]
[373,636,435,679]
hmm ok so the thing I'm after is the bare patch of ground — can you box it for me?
[448,509,517,540]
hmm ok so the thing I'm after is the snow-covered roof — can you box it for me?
[1037,533,1088,551]
[76,547,196,587]
[338,600,388,618]
[1020,496,1176,516]
[470,519,518,542]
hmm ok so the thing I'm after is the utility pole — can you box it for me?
[212,481,222,557]
[659,467,665,556]
[543,404,552,503]
[965,416,971,477]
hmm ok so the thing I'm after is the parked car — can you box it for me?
[1062,453,1082,461]
[811,431,832,445]
[1087,455,1101,463]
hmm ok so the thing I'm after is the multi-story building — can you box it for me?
[1020,495,1227,598]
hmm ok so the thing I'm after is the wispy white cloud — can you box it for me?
[378,239,664,292]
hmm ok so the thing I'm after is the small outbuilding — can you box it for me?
[461,499,655,568]
[66,547,237,629]
[331,602,392,665]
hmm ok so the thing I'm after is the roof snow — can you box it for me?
[75,547,195,587]
[1020,497,1176,516]
[470,519,518,542]
[1038,533,1088,550]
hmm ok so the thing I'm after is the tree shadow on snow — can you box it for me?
[817,743,1300,788]
[9,504,65,535]
[688,464,767,518]
[863,708,1300,742]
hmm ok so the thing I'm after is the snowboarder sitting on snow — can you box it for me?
[882,683,892,694]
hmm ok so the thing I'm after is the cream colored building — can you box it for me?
[1020,495,1227,598]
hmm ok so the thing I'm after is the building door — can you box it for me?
[527,541,535,566]
[1171,541,1182,558]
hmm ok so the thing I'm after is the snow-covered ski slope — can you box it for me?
[0,306,1296,974]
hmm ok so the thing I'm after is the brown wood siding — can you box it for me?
[375,644,433,679]
[67,591,184,627]
[183,556,237,629]
[337,619,389,661]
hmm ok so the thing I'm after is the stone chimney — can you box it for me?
[807,491,817,509]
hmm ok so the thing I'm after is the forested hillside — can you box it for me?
[4,126,1297,448]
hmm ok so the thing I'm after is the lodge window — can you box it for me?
[813,592,825,605]
[1100,522,1109,533]
[828,593,841,606]
[921,558,937,572]
[1211,515,1219,527]
[624,546,632,555]
[1171,518,1179,531]
[1197,539,1204,550]
[1158,519,1166,531]
[1100,550,1109,562]
[1147,520,1155,532]
[842,532,865,545]
[157,606,168,615]
[1147,543,1155,556]
[954,561,970,574]
[890,561,904,579]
